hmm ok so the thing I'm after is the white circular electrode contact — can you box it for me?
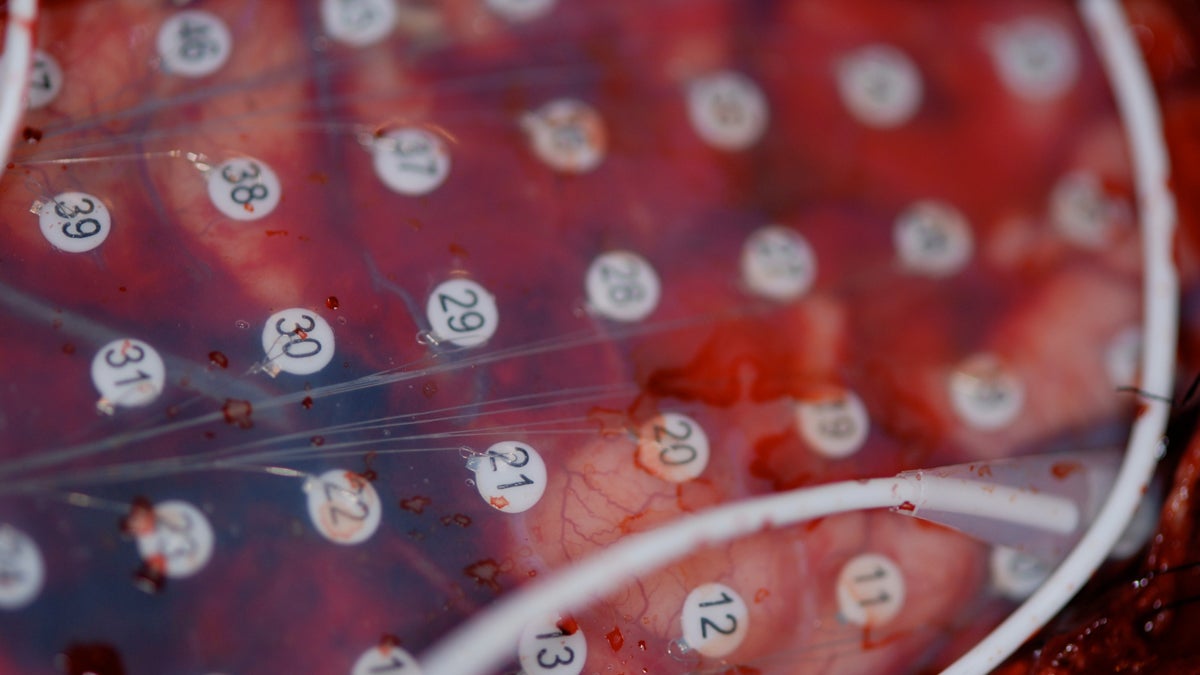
[351,644,422,675]
[134,500,215,579]
[835,44,923,129]
[207,157,283,221]
[37,191,113,253]
[1050,170,1129,248]
[636,412,710,483]
[988,17,1080,102]
[680,583,749,658]
[470,441,548,514]
[990,546,1052,602]
[27,49,63,110]
[156,10,233,78]
[261,308,336,376]
[91,338,167,410]
[741,225,816,301]
[686,70,769,151]
[425,278,500,348]
[522,99,607,174]
[948,354,1024,431]
[795,390,870,459]
[0,525,44,610]
[517,616,587,675]
[836,553,906,628]
[305,469,383,545]
[371,127,452,196]
[321,0,398,47]
[585,251,661,322]
[893,200,974,277]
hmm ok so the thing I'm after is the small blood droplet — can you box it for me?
[132,560,167,594]
[441,513,472,527]
[326,295,340,310]
[311,436,325,446]
[208,351,229,369]
[60,642,126,675]
[754,588,770,603]
[606,626,624,652]
[422,381,438,398]
[118,286,127,292]
[61,343,75,355]
[264,229,287,236]
[22,126,42,142]
[556,616,580,636]
[448,242,469,258]
[221,399,253,429]
[898,501,916,512]
[1051,461,1083,479]
[400,496,430,514]
[301,396,313,409]
[120,497,155,536]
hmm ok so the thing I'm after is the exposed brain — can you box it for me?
[0,1,1198,674]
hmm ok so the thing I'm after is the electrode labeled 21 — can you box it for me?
[469,441,547,513]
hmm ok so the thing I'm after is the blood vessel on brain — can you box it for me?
[0,0,1190,674]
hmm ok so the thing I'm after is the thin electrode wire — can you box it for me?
[416,472,1085,674]
[941,0,1179,672]
[0,0,37,183]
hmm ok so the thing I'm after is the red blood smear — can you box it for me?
[325,295,340,310]
[464,559,502,592]
[119,496,155,536]
[441,514,472,528]
[310,436,325,446]
[132,560,167,595]
[422,381,438,398]
[898,501,917,512]
[264,229,287,236]
[60,643,126,675]
[399,496,431,514]
[22,126,42,142]
[221,399,253,429]
[754,588,770,603]
[448,242,469,258]
[378,633,402,649]
[61,343,74,355]
[208,350,229,369]
[606,626,624,652]
[301,395,313,409]
[1051,461,1083,480]
[556,616,580,636]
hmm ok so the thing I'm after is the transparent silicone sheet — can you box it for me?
[0,1,1178,674]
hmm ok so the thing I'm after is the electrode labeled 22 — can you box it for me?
[470,441,547,513]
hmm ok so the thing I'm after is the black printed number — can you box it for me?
[534,630,576,670]
[488,446,534,490]
[654,418,697,466]
[390,137,439,176]
[323,481,369,525]
[156,511,198,561]
[0,536,24,586]
[599,258,645,305]
[275,315,322,359]
[815,402,857,440]
[438,289,485,333]
[104,344,152,387]
[55,197,102,239]
[178,20,218,62]
[222,161,271,206]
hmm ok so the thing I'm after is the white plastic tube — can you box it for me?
[0,0,37,181]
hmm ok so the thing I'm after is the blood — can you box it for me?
[399,496,431,514]
[220,398,253,428]
[59,643,126,675]
[208,350,229,369]
[22,126,42,142]
[606,625,624,652]
[1051,461,1084,480]
[464,559,503,592]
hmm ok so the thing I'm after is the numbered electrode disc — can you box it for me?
[207,157,283,221]
[486,0,558,23]
[471,441,548,513]
[522,99,607,174]
[893,200,974,277]
[836,44,923,129]
[680,583,749,658]
[351,643,422,675]
[636,412,710,483]
[686,71,769,151]
[91,338,167,409]
[37,191,113,253]
[741,225,816,301]
[321,0,398,47]
[1050,171,1127,248]
[948,354,1024,431]
[517,616,587,675]
[988,18,1079,102]
[260,308,336,376]
[989,546,1052,601]
[795,391,870,459]
[371,128,452,196]
[305,469,383,545]
[425,278,499,347]
[585,251,661,322]
[156,10,233,78]
[27,50,63,110]
[134,500,215,579]
[836,553,906,627]
[0,526,45,610]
